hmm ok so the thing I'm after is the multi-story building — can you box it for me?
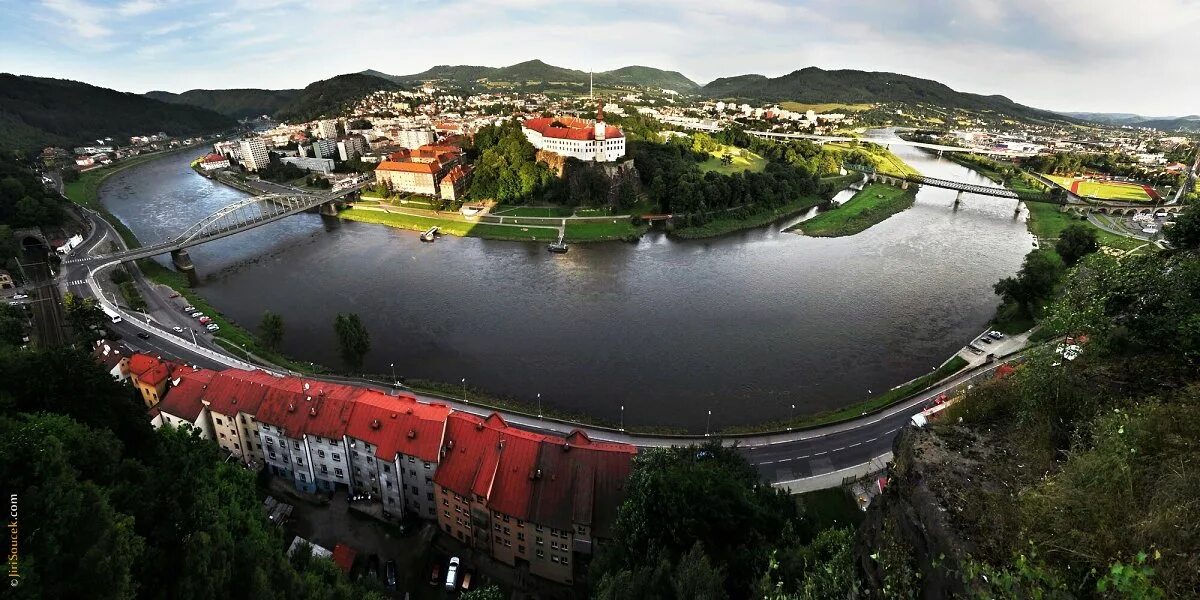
[313,139,338,160]
[317,119,339,140]
[91,339,131,382]
[434,413,636,585]
[238,138,270,171]
[151,367,215,438]
[128,353,176,407]
[280,156,335,174]
[394,128,435,149]
[199,153,230,171]
[374,160,444,197]
[337,135,368,162]
[522,110,625,163]
[439,164,472,203]
[255,381,357,494]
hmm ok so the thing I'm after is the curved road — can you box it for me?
[59,195,1026,493]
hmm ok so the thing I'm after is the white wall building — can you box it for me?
[317,119,339,140]
[521,113,625,163]
[281,156,335,174]
[395,128,436,149]
[238,138,270,172]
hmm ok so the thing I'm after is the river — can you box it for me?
[98,132,1033,431]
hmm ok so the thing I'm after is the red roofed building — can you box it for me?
[199,153,230,171]
[439,164,472,203]
[434,412,636,585]
[202,369,278,465]
[521,108,625,163]
[129,353,179,407]
[153,367,217,438]
[331,544,356,574]
[375,160,444,197]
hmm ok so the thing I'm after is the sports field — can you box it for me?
[1042,174,1159,202]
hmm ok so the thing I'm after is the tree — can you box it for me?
[1165,204,1200,250]
[259,310,284,351]
[993,250,1063,317]
[63,291,108,342]
[334,313,370,370]
[1054,223,1099,266]
[460,585,506,600]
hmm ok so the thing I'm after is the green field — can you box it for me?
[1024,202,1143,251]
[779,101,874,113]
[491,205,575,218]
[698,144,768,175]
[339,208,643,242]
[1042,174,1155,202]
[672,195,824,239]
[795,183,916,237]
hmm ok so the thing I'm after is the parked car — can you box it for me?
[365,554,380,581]
[206,324,220,332]
[190,311,203,318]
[445,557,460,591]
[384,561,397,590]
[428,563,440,586]
[198,316,211,324]
[182,305,195,312]
[989,330,1005,339]
[460,571,473,591]
[979,337,992,344]
[172,326,184,333]
[168,292,180,298]
[12,294,28,300]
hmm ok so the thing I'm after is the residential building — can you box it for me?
[128,353,176,407]
[153,367,216,439]
[522,110,625,162]
[394,128,435,149]
[280,156,335,174]
[313,139,338,160]
[374,161,443,197]
[337,135,368,162]
[199,153,230,171]
[238,138,270,172]
[91,340,131,382]
[439,164,472,202]
[317,119,339,140]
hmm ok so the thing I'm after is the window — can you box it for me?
[382,464,389,473]
[408,456,415,463]
[318,450,325,458]
[320,465,328,474]
[504,540,511,548]
[424,462,431,469]
[219,432,226,439]
[562,556,569,566]
[551,541,558,550]
[444,510,450,518]
[536,549,544,559]
[536,537,544,546]
[443,499,450,507]
[268,450,277,459]
[503,527,510,535]
[494,524,501,532]
[410,469,416,477]
[332,453,341,462]
[517,519,524,527]
[519,545,525,554]
[551,555,559,564]
[502,514,510,523]
[517,532,525,541]
[214,417,223,425]
[335,468,343,477]
[266,438,274,446]
[293,441,300,449]
[298,473,306,482]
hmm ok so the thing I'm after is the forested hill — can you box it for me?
[702,66,1074,123]
[0,74,235,152]
[145,88,299,120]
[365,59,701,92]
[273,73,403,123]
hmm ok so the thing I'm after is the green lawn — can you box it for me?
[698,144,768,175]
[795,183,916,237]
[492,205,575,218]
[1024,202,1143,251]
[672,195,824,239]
[339,208,643,242]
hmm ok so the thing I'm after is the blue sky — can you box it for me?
[2,0,1197,115]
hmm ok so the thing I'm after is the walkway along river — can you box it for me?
[98,132,1034,432]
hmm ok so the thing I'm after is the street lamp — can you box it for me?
[461,377,467,403]
[788,403,795,431]
[390,362,396,384]
[705,410,712,437]
[620,405,625,431]
[537,393,542,419]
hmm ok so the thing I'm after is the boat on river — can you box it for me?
[420,226,439,242]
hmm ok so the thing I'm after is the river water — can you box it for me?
[99,133,1033,430]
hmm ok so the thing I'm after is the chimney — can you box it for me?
[287,402,296,412]
[370,419,381,430]
[407,429,416,439]
[309,406,317,417]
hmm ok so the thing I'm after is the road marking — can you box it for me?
[848,442,861,448]
[812,451,827,456]
[833,447,845,452]
[761,460,776,465]
[68,279,86,286]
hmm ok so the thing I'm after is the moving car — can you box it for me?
[445,557,460,591]
[136,332,150,339]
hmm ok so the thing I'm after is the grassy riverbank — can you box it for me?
[338,207,645,242]
[671,174,863,240]
[794,183,916,237]
[720,355,970,434]
[1024,201,1143,251]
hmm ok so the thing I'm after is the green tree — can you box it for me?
[461,585,506,600]
[1055,223,1099,266]
[63,291,108,342]
[259,310,284,351]
[334,312,370,370]
[1165,204,1200,249]
[993,250,1063,317]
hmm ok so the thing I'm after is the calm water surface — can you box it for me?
[100,133,1033,430]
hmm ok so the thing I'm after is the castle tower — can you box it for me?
[594,101,607,162]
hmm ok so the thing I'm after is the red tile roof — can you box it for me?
[434,412,502,499]
[345,390,450,463]
[441,164,471,185]
[202,153,227,163]
[522,116,623,141]
[157,368,216,423]
[201,369,278,416]
[129,353,176,387]
[376,160,439,175]
[255,380,358,439]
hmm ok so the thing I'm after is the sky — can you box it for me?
[2,0,1198,116]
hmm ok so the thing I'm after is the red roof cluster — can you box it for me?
[434,412,635,535]
[202,153,227,163]
[441,164,471,185]
[129,353,178,387]
[376,160,439,175]
[522,116,623,141]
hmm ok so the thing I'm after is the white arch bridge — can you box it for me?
[66,185,366,267]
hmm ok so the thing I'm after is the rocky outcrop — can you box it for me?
[854,425,1026,599]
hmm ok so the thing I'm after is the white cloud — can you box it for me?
[39,0,111,39]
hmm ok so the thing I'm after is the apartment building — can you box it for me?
[317,119,339,140]
[313,138,338,160]
[237,138,270,171]
[394,128,435,149]
[151,367,215,438]
[128,353,176,407]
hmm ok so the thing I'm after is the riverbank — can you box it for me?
[793,183,917,237]
[339,205,646,242]
[670,173,863,239]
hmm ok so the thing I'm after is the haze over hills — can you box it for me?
[273,73,404,123]
[364,59,701,93]
[700,66,1076,124]
[0,73,235,152]
[145,88,299,120]
[1060,111,1200,132]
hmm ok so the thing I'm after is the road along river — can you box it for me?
[99,133,1033,431]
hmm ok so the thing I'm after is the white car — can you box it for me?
[190,311,204,318]
[444,557,460,591]
[12,294,28,300]
[205,323,220,331]
[988,330,1005,339]
[172,326,184,333]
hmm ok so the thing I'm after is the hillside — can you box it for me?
[0,74,235,151]
[365,60,701,92]
[1061,111,1200,131]
[701,66,1073,123]
[274,73,402,123]
[144,88,299,119]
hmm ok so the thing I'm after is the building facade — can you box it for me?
[317,119,339,140]
[238,138,270,172]
[522,112,625,163]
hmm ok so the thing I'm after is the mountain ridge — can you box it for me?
[144,88,299,119]
[364,59,701,92]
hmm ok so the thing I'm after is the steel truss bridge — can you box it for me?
[843,164,1054,203]
[66,182,369,265]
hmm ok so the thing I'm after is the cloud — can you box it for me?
[39,0,111,38]
[116,0,159,17]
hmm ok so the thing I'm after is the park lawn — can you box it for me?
[796,183,916,237]
[827,141,920,179]
[492,205,575,218]
[698,144,768,175]
[339,208,558,241]
[563,220,646,242]
[672,195,825,239]
[1024,202,1143,251]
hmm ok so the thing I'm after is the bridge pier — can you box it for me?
[171,249,199,286]
[319,201,339,217]
[954,190,964,207]
[900,180,909,190]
